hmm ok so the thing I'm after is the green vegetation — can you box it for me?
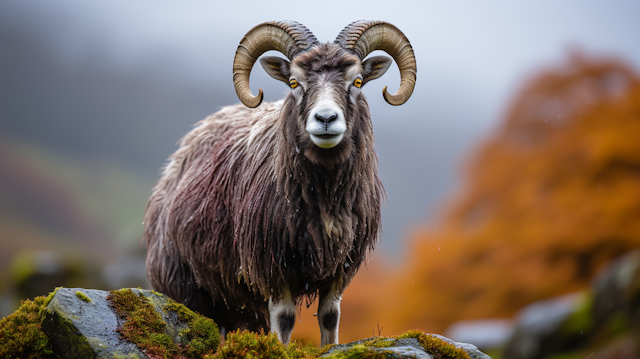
[2,287,479,358]
[107,288,220,358]
[75,291,92,303]
[363,337,396,348]
[107,288,173,358]
[164,299,221,357]
[0,288,59,359]
[398,330,470,359]
[322,344,393,359]
[210,329,320,359]
[211,329,474,358]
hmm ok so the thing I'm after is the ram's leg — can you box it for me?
[268,289,296,345]
[318,278,343,346]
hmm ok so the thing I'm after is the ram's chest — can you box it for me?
[321,213,344,240]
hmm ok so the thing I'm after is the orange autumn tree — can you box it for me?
[394,54,640,332]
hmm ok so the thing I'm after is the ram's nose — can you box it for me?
[315,112,338,124]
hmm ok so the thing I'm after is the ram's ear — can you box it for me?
[260,56,291,84]
[362,56,392,85]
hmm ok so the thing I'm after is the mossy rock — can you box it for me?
[1,287,220,359]
[2,288,491,359]
[107,288,220,358]
[321,331,491,359]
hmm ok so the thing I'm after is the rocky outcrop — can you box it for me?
[0,287,220,358]
[322,333,492,359]
[42,288,148,358]
[1,287,493,358]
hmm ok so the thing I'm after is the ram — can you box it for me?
[144,20,417,346]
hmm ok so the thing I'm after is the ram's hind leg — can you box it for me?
[268,289,296,344]
[318,278,343,346]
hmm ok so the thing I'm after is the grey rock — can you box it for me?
[384,345,433,359]
[321,335,492,358]
[39,287,215,359]
[42,288,148,358]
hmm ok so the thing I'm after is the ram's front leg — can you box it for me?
[318,278,344,346]
[268,289,296,344]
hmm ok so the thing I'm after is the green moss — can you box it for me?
[398,330,470,359]
[0,288,61,359]
[39,286,60,315]
[113,351,142,359]
[164,300,196,322]
[210,328,475,359]
[108,288,220,358]
[363,337,396,348]
[318,343,336,356]
[212,329,320,359]
[286,339,324,359]
[108,288,180,358]
[75,291,92,303]
[212,329,289,359]
[163,299,221,356]
[322,343,394,359]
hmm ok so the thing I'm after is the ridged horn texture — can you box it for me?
[335,20,417,106]
[233,21,318,108]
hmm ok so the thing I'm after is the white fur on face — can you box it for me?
[306,79,346,149]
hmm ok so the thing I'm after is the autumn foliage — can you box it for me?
[292,54,640,344]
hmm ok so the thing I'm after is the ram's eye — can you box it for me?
[354,78,363,88]
[289,79,298,89]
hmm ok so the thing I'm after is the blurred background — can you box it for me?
[1,1,640,357]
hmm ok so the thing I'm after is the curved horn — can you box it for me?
[335,20,417,106]
[233,21,318,108]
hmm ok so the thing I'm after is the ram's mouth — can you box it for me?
[316,134,338,139]
[309,133,344,149]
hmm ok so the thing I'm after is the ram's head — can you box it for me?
[232,21,417,156]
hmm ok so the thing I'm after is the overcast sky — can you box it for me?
[1,1,639,258]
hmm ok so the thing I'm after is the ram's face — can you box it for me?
[260,43,392,150]
[290,46,360,149]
